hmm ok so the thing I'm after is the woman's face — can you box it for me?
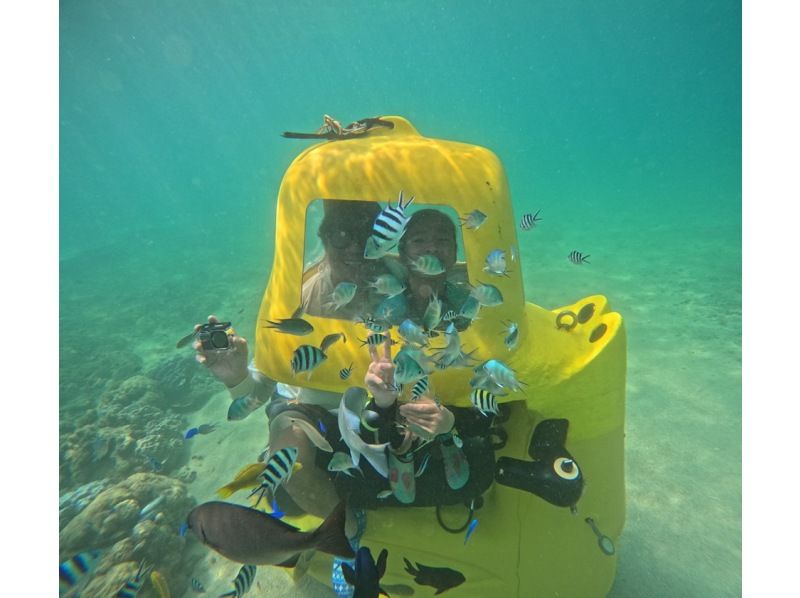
[402,216,457,269]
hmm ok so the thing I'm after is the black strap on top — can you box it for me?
[282,116,394,140]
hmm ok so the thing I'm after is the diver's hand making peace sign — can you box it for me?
[363,332,455,438]
[364,333,400,408]
[193,315,250,388]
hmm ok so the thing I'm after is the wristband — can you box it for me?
[227,375,255,399]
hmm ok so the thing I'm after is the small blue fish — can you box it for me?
[464,518,478,544]
[184,427,200,440]
[270,497,285,519]
[318,420,327,435]
[179,522,189,537]
[484,249,510,276]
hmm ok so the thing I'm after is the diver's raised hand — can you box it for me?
[365,333,399,408]
[399,398,455,440]
[193,315,250,388]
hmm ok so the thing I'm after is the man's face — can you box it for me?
[321,214,376,282]
[402,217,457,271]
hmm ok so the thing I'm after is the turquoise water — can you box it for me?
[60,1,741,596]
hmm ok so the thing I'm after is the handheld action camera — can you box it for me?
[196,322,233,351]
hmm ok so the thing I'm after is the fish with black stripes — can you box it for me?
[520,209,542,230]
[339,363,354,380]
[249,447,300,507]
[470,388,500,416]
[116,559,152,597]
[364,191,414,259]
[568,250,590,265]
[290,344,328,378]
[410,376,429,401]
[59,549,103,596]
[359,333,397,348]
[220,564,256,598]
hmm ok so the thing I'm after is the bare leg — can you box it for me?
[269,417,358,538]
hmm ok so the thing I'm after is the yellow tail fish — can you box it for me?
[150,570,171,598]
[216,463,268,498]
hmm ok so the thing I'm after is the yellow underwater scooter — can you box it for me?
[254,116,626,597]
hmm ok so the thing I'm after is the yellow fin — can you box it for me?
[150,571,171,598]
[216,484,235,499]
[216,463,266,498]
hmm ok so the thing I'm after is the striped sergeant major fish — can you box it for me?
[339,363,353,380]
[290,344,327,378]
[568,250,590,264]
[249,447,299,506]
[359,333,397,347]
[441,309,457,322]
[364,191,414,259]
[60,549,102,596]
[220,564,257,598]
[520,209,542,230]
[470,388,499,416]
[116,560,152,597]
[357,315,391,333]
[190,577,206,593]
[411,376,429,401]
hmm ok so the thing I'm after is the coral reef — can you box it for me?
[60,394,189,495]
[59,478,112,530]
[60,473,199,597]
